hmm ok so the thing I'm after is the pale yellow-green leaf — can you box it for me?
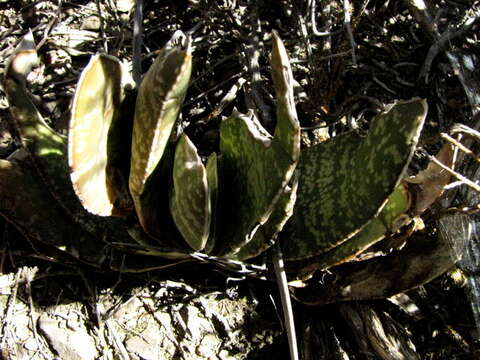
[69,54,132,216]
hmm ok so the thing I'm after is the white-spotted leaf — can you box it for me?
[69,54,133,216]
[129,31,192,234]
[217,32,300,257]
[282,99,427,261]
[170,135,211,251]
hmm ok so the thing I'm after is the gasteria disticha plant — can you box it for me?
[2,30,452,300]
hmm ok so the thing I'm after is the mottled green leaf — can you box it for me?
[216,33,300,257]
[204,152,218,254]
[129,31,192,234]
[170,135,211,251]
[235,176,298,260]
[4,32,67,191]
[0,154,106,267]
[282,99,427,260]
[3,32,108,234]
[122,224,191,259]
[69,54,133,216]
[295,183,411,274]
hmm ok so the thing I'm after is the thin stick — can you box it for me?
[184,72,243,107]
[316,49,352,61]
[451,123,480,140]
[204,77,246,123]
[273,242,299,360]
[429,155,480,193]
[189,53,236,86]
[95,0,108,53]
[132,0,143,86]
[105,320,130,360]
[309,0,335,37]
[242,10,273,126]
[343,0,357,66]
[440,132,480,163]
[36,0,62,51]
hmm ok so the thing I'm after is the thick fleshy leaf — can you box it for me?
[204,152,218,254]
[234,177,298,260]
[293,183,412,275]
[294,142,452,274]
[0,155,106,267]
[69,54,133,216]
[122,224,191,259]
[3,32,108,234]
[170,135,211,251]
[270,31,300,160]
[0,155,188,271]
[4,32,67,188]
[291,226,456,305]
[129,31,192,233]
[282,99,427,260]
[216,32,300,257]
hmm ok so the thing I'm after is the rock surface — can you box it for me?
[0,269,281,359]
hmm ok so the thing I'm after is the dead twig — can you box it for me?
[185,72,244,108]
[309,0,336,37]
[105,320,130,360]
[189,53,237,87]
[132,0,143,86]
[202,77,246,123]
[451,123,480,140]
[441,132,480,164]
[429,155,480,194]
[36,0,62,51]
[0,268,21,354]
[342,0,357,66]
[242,10,274,128]
[273,242,299,360]
[407,0,480,84]
[95,0,109,53]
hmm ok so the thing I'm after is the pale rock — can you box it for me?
[38,312,97,360]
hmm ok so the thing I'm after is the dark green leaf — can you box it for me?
[282,99,427,260]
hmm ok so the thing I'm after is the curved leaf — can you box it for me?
[3,32,108,234]
[204,152,218,254]
[216,32,300,257]
[69,54,133,216]
[235,176,298,260]
[129,31,192,233]
[170,135,211,251]
[282,99,427,260]
[0,155,106,267]
[270,30,300,162]
[4,32,66,189]
[293,183,411,275]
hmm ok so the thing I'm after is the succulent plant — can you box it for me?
[2,30,452,298]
